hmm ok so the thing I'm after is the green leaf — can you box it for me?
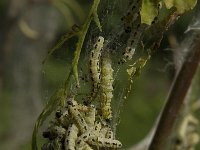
[163,0,197,14]
[140,0,160,25]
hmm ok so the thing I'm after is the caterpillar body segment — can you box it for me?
[67,98,89,133]
[76,131,96,150]
[55,109,72,128]
[121,0,142,33]
[42,139,62,150]
[119,18,146,64]
[84,105,96,128]
[100,57,114,120]
[89,36,104,95]
[77,103,90,112]
[94,121,102,136]
[43,125,66,141]
[42,142,55,150]
[88,136,122,149]
[105,127,114,139]
[97,137,122,148]
[65,124,79,150]
[82,144,93,150]
[99,123,113,139]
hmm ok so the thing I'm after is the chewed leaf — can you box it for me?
[163,0,197,14]
[31,88,65,150]
[140,0,160,25]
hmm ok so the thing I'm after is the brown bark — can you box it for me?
[149,33,200,150]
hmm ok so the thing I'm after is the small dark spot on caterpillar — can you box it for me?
[132,6,136,10]
[84,126,87,130]
[94,44,98,49]
[67,101,73,106]
[131,40,135,45]
[83,135,87,139]
[55,110,62,118]
[77,140,81,144]
[90,69,92,74]
[125,27,131,33]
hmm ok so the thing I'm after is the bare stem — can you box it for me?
[149,32,200,150]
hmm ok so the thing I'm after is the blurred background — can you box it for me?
[0,0,199,149]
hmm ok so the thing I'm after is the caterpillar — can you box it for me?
[88,136,122,149]
[99,123,113,139]
[89,36,104,96]
[55,108,72,128]
[65,123,79,150]
[42,140,62,150]
[97,137,122,148]
[76,131,91,148]
[67,98,89,133]
[121,0,142,33]
[43,125,66,141]
[100,56,114,120]
[42,142,55,150]
[76,130,122,149]
[118,17,145,64]
[94,121,102,136]
[105,127,114,139]
[84,105,96,128]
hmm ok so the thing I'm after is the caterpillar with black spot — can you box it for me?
[65,123,79,150]
[84,105,96,128]
[89,36,104,96]
[67,98,89,133]
[76,131,91,149]
[42,140,62,150]
[100,56,114,120]
[43,125,66,140]
[76,130,122,149]
[55,108,71,128]
[89,136,122,149]
[119,17,146,64]
[121,0,142,33]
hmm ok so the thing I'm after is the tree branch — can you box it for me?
[149,32,200,150]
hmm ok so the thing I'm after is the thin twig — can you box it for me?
[149,32,200,150]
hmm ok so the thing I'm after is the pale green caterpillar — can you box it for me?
[100,56,114,120]
[67,98,89,133]
[65,123,79,150]
[121,0,142,33]
[89,36,104,95]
